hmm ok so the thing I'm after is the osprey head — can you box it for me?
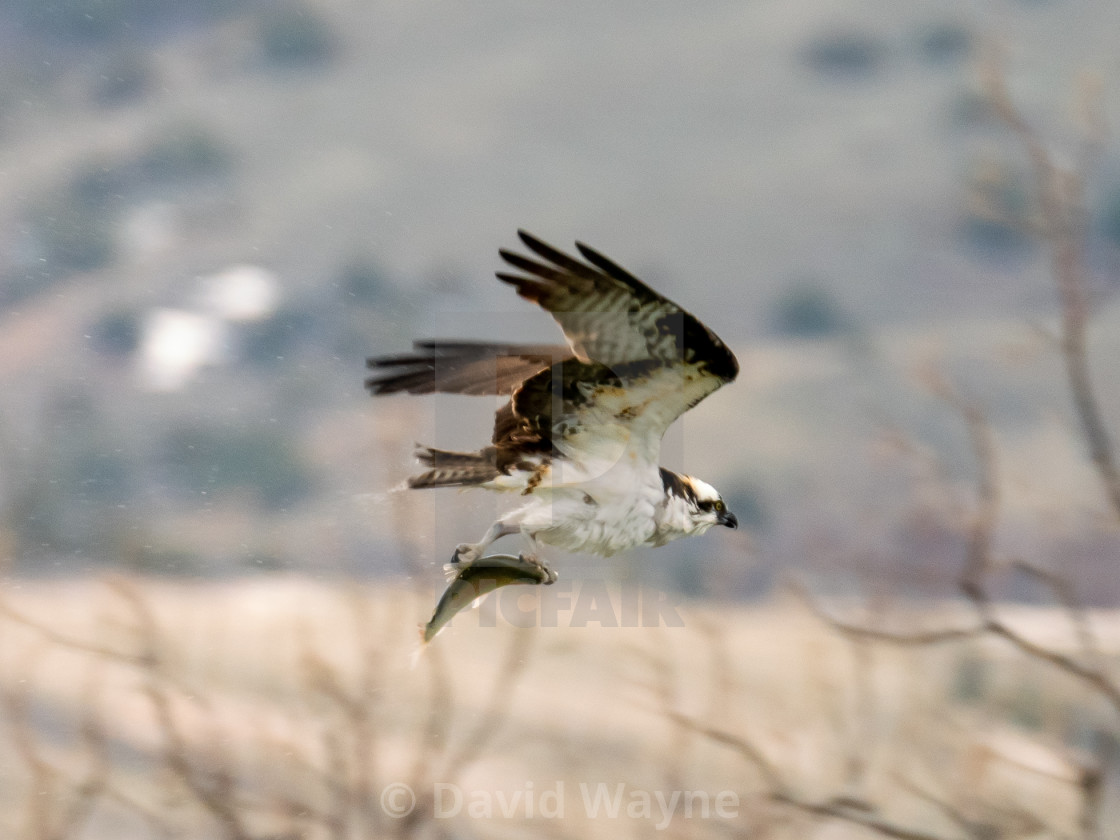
[659,469,738,536]
[684,476,738,531]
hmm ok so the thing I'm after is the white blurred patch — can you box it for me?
[120,202,179,260]
[136,308,230,392]
[197,264,280,322]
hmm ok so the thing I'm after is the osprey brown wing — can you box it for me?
[366,232,741,481]
[366,341,569,396]
[497,231,738,385]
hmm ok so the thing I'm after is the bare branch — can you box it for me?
[55,672,113,839]
[942,386,1120,718]
[983,46,1120,521]
[983,617,1120,718]
[1078,760,1104,840]
[0,658,115,840]
[391,639,453,840]
[665,711,786,794]
[442,628,534,780]
[892,773,989,840]
[1009,557,1101,663]
[925,383,1000,605]
[670,712,963,840]
[111,578,255,840]
[770,793,963,840]
[789,580,983,647]
[1,669,58,840]
[0,593,139,664]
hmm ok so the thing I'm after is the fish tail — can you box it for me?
[407,446,500,489]
[409,631,428,669]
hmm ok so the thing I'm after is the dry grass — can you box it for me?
[0,575,1115,839]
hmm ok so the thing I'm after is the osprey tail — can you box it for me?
[408,446,501,489]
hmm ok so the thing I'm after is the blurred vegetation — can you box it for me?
[136,125,234,184]
[951,653,988,704]
[239,306,320,368]
[89,308,142,358]
[12,122,234,300]
[1099,186,1120,249]
[913,21,972,66]
[22,192,117,275]
[120,542,202,575]
[769,283,847,337]
[90,48,157,107]
[723,482,768,533]
[67,447,135,506]
[257,2,338,68]
[337,256,390,306]
[801,28,888,79]
[63,123,233,204]
[958,156,1036,260]
[1,0,247,44]
[161,424,314,510]
[0,389,142,560]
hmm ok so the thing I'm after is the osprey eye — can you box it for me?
[714,500,724,512]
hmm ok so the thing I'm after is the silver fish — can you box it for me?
[422,554,557,643]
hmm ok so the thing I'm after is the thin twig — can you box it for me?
[1,668,58,840]
[927,383,999,606]
[789,580,983,647]
[892,773,989,840]
[111,578,254,840]
[441,628,534,780]
[665,711,786,793]
[983,46,1120,521]
[1009,557,1101,663]
[770,793,962,840]
[1078,760,1104,840]
[672,712,960,840]
[0,594,139,664]
[55,670,113,839]
[394,639,452,840]
[943,385,1120,718]
[983,618,1120,718]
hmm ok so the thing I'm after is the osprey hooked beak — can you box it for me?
[718,510,738,529]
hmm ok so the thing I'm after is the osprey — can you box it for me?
[367,231,739,576]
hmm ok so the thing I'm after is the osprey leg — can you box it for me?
[518,532,555,579]
[452,520,519,565]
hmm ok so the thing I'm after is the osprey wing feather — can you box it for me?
[366,340,567,396]
[367,233,740,477]
[499,231,737,375]
[495,231,739,449]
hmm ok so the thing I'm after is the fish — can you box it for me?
[422,553,558,643]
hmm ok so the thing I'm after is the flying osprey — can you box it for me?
[366,231,739,576]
